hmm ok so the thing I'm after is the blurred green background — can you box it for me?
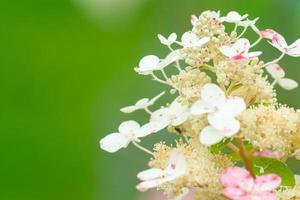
[1,0,300,199]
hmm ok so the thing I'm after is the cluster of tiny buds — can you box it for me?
[100,10,300,200]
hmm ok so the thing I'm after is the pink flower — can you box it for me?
[254,150,284,160]
[221,167,281,200]
[219,38,262,61]
[260,29,300,57]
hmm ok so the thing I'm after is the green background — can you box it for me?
[0,0,299,199]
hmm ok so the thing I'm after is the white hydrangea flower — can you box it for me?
[136,151,187,192]
[191,83,246,145]
[180,31,210,48]
[219,38,262,61]
[120,91,165,113]
[266,64,298,90]
[135,51,182,75]
[99,120,154,153]
[260,29,300,57]
[157,33,177,46]
[144,98,190,133]
[219,11,248,24]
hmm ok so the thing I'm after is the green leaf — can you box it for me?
[210,138,230,154]
[253,157,296,187]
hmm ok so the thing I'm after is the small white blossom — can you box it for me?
[157,33,177,46]
[180,31,210,48]
[135,51,182,75]
[136,151,187,192]
[219,38,262,61]
[99,120,154,153]
[191,83,246,145]
[260,29,300,57]
[219,11,248,24]
[266,64,298,90]
[120,91,165,113]
[144,98,190,133]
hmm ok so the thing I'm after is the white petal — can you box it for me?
[272,33,288,48]
[99,133,129,153]
[208,114,240,137]
[149,108,171,131]
[219,46,237,58]
[191,15,198,26]
[287,39,300,57]
[137,168,164,181]
[199,126,225,145]
[137,55,160,74]
[233,38,250,54]
[169,100,189,126]
[120,105,138,113]
[137,122,157,137]
[168,33,177,44]
[165,151,187,176]
[135,98,150,107]
[148,91,165,105]
[201,83,226,106]
[245,51,262,58]
[159,50,182,68]
[157,34,169,45]
[218,96,246,117]
[190,100,214,116]
[225,11,242,23]
[136,177,172,192]
[238,18,258,27]
[181,32,199,47]
[266,64,285,79]
[172,112,189,126]
[118,120,140,135]
[195,37,210,47]
[278,78,298,90]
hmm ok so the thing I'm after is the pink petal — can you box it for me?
[252,192,277,200]
[232,54,247,61]
[223,187,248,200]
[254,174,281,192]
[221,167,254,189]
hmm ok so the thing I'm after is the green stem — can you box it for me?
[236,136,255,177]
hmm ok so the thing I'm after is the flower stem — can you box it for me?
[263,53,285,67]
[236,136,255,177]
[250,36,262,48]
[132,141,154,156]
[144,107,153,115]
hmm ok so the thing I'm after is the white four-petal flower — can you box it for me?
[219,38,262,61]
[266,64,298,90]
[136,151,187,192]
[120,91,165,113]
[100,120,154,153]
[157,33,177,46]
[260,29,300,57]
[180,32,210,48]
[191,83,246,145]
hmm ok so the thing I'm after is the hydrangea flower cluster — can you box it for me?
[100,10,300,200]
